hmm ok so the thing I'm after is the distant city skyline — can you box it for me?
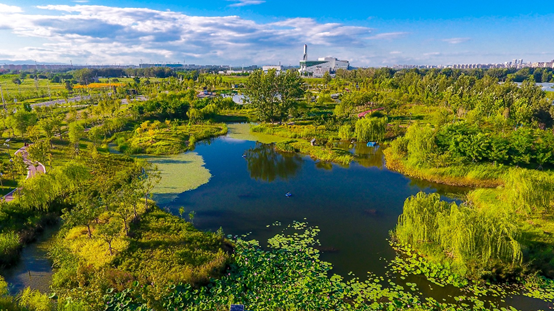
[0,1,554,67]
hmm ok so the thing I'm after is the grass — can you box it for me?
[276,139,353,165]
[51,207,231,309]
[383,148,504,188]
[226,123,289,144]
[114,122,228,155]
[0,232,20,267]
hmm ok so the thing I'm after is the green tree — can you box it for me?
[13,153,27,177]
[88,126,103,147]
[8,109,37,138]
[244,69,305,122]
[97,216,122,256]
[323,71,332,86]
[27,140,48,165]
[68,122,85,155]
[62,194,100,239]
[38,118,55,148]
[338,124,353,140]
[405,124,437,167]
[355,117,387,142]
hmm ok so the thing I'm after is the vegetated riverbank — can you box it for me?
[250,123,355,165]
[113,122,228,155]
[48,204,231,309]
[383,147,504,188]
[100,221,554,310]
[1,224,59,295]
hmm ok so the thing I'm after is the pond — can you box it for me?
[2,124,549,309]
[140,125,541,310]
[156,125,467,278]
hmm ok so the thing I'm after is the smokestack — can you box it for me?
[303,44,308,61]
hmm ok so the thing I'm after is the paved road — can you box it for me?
[3,146,46,202]
[30,95,92,108]
[30,94,148,108]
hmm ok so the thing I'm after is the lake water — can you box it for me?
[2,125,550,309]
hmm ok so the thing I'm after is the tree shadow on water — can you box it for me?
[245,143,303,182]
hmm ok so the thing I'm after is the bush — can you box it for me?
[338,125,353,140]
[18,288,53,311]
[0,232,21,266]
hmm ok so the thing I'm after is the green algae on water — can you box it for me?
[138,152,211,205]
[226,123,288,144]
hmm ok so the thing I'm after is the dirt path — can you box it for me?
[3,146,46,202]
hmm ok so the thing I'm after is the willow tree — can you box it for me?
[504,168,554,215]
[244,69,306,122]
[405,124,437,167]
[354,117,387,142]
[395,192,523,277]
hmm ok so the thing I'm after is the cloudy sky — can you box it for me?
[0,0,553,67]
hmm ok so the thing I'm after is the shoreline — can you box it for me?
[383,148,503,188]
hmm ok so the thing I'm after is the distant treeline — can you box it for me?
[337,67,554,83]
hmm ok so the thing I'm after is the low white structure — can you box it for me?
[262,65,283,73]
[299,45,349,77]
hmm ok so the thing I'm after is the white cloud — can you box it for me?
[0,3,22,13]
[228,0,265,7]
[0,4,378,65]
[443,37,470,44]
[390,51,402,55]
[367,32,408,40]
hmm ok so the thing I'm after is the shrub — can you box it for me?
[0,232,21,266]
[338,125,353,140]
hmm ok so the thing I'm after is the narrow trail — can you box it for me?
[3,146,46,202]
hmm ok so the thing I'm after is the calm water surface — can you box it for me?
[155,131,549,310]
[1,225,57,295]
[2,127,549,309]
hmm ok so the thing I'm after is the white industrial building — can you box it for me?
[299,45,349,77]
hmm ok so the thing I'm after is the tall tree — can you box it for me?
[68,122,85,155]
[244,69,305,122]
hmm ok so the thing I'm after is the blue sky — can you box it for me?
[0,0,553,66]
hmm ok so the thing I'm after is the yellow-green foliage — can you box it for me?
[0,276,7,297]
[395,192,523,278]
[120,123,228,155]
[248,124,353,164]
[251,123,337,141]
[338,124,353,140]
[51,208,230,309]
[355,117,387,142]
[503,168,554,215]
[276,140,353,165]
[0,232,20,265]
[226,123,288,144]
[18,288,53,311]
[384,148,504,188]
[64,223,129,268]
[117,209,230,286]
[19,162,91,211]
[405,124,436,167]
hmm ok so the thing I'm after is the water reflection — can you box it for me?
[335,142,385,169]
[245,143,303,182]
